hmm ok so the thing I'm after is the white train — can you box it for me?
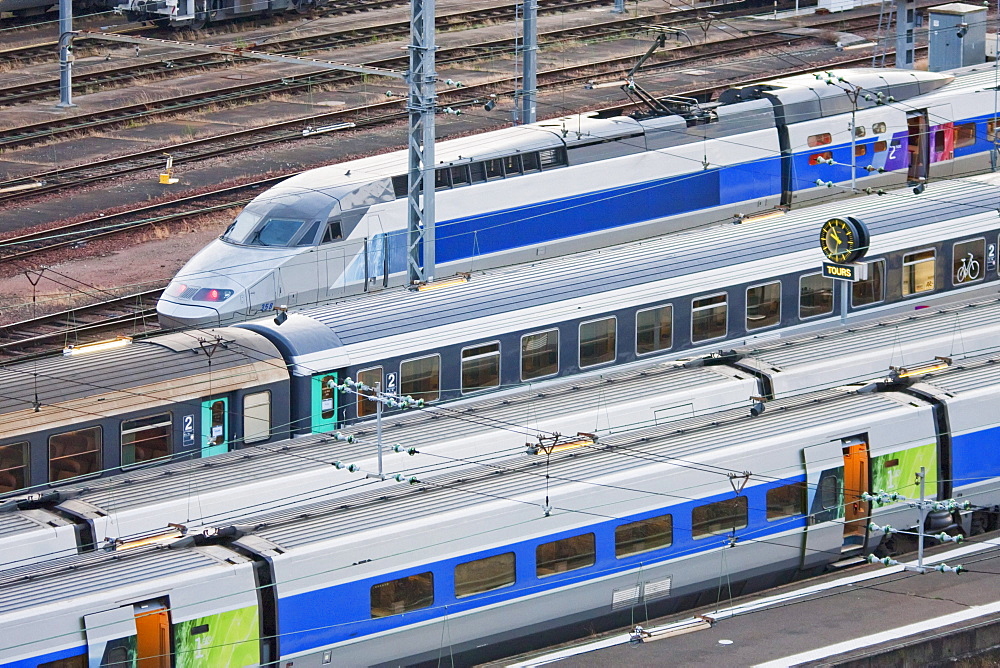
[157,64,1000,328]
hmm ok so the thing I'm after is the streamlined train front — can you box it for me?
[157,184,343,329]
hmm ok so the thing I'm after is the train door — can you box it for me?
[906,112,929,183]
[201,397,229,457]
[801,442,844,570]
[364,215,389,293]
[842,438,870,548]
[133,602,171,668]
[85,607,137,667]
[311,373,339,433]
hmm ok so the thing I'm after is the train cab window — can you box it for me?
[807,132,832,147]
[295,220,321,246]
[872,122,887,134]
[450,165,471,187]
[521,152,541,173]
[766,483,807,521]
[692,496,748,539]
[469,162,487,183]
[461,343,500,393]
[521,329,559,380]
[0,442,29,494]
[243,392,271,444]
[121,413,172,467]
[902,249,936,295]
[954,123,977,148]
[320,374,338,420]
[370,572,433,618]
[400,355,440,402]
[953,238,985,286]
[38,655,86,668]
[636,304,672,355]
[746,281,781,330]
[49,427,101,483]
[454,552,516,598]
[615,514,672,558]
[808,151,832,166]
[579,317,616,368]
[873,140,888,153]
[435,168,451,190]
[852,260,885,307]
[322,221,343,243]
[691,293,727,342]
[484,159,504,180]
[799,273,834,318]
[252,218,306,247]
[356,367,383,418]
[536,533,596,577]
[503,154,523,176]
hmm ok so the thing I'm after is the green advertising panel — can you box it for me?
[871,442,938,501]
[174,605,259,668]
[311,372,339,433]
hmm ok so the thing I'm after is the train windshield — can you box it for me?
[222,188,336,247]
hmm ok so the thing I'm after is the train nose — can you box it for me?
[156,279,247,329]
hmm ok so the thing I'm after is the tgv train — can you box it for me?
[2,353,999,667]
[157,64,1000,328]
[5,172,1000,495]
[7,288,1000,571]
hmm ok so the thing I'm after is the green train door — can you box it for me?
[201,397,229,457]
[311,373,338,433]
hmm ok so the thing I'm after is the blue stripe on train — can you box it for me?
[275,476,806,657]
[952,424,1000,488]
[1,646,85,668]
[433,159,782,263]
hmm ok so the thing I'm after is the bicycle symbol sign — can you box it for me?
[956,252,981,283]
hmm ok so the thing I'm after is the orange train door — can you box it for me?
[134,602,171,668]
[842,440,870,548]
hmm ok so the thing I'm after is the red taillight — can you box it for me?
[166,283,187,297]
[192,287,234,302]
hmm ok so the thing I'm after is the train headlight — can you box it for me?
[192,288,235,302]
[165,283,189,297]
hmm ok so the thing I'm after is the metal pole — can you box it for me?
[57,0,75,108]
[917,466,926,572]
[375,382,383,477]
[407,0,437,284]
[850,107,857,192]
[840,279,849,325]
[520,0,537,124]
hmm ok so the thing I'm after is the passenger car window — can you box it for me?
[691,294,727,342]
[615,514,672,557]
[579,317,616,368]
[746,282,780,330]
[902,250,935,295]
[121,414,171,466]
[455,553,515,598]
[49,427,102,482]
[692,497,748,538]
[0,442,29,493]
[370,572,433,617]
[521,329,558,380]
[401,355,440,402]
[536,533,595,577]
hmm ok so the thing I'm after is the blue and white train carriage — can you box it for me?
[158,62,1000,327]
[3,353,1000,667]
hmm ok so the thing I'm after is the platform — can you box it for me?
[502,533,1000,667]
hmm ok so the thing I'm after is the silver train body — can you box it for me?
[2,351,999,666]
[158,64,1000,328]
[114,0,324,28]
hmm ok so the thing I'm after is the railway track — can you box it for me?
[0,0,613,69]
[0,11,880,203]
[0,288,163,359]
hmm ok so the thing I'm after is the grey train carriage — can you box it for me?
[0,330,290,494]
[160,64,1000,328]
[2,353,999,667]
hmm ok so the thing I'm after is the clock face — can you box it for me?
[819,217,868,263]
